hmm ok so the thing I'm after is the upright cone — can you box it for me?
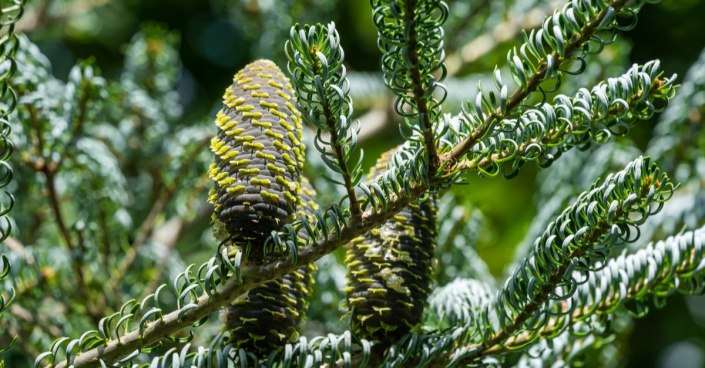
[221,178,318,354]
[210,60,317,354]
[208,59,306,250]
[344,149,438,342]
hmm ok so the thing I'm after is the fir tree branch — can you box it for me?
[37,91,635,366]
[287,23,364,220]
[442,0,633,167]
[456,223,705,362]
[36,2,669,365]
[371,0,448,174]
[40,77,677,366]
[43,184,426,368]
[454,61,677,175]
[446,156,675,365]
[39,103,675,367]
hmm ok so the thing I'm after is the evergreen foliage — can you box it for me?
[0,0,703,368]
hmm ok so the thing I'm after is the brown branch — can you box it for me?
[402,0,441,174]
[453,73,663,174]
[308,48,363,222]
[55,77,91,170]
[26,94,101,323]
[442,0,625,166]
[43,167,100,324]
[50,182,427,368]
[42,169,72,250]
[26,104,48,170]
[107,136,209,298]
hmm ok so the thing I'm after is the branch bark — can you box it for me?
[51,183,427,368]
[402,0,441,174]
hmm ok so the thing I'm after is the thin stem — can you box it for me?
[107,137,208,299]
[27,104,46,166]
[55,80,90,170]
[403,0,441,174]
[43,169,71,250]
[26,104,70,248]
[327,115,361,220]
[44,168,101,323]
[308,51,362,221]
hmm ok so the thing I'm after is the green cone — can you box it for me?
[344,149,438,342]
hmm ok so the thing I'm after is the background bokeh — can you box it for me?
[9,0,705,367]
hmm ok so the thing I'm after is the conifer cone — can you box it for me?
[207,59,306,250]
[221,178,318,354]
[344,150,438,342]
